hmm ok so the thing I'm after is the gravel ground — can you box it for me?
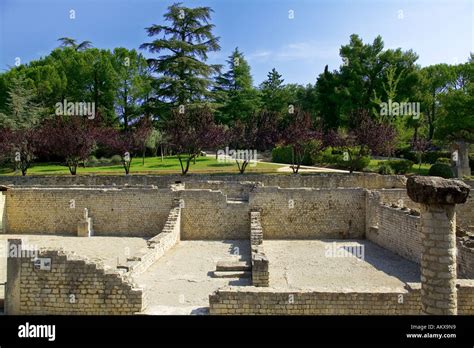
[263,239,420,291]
[133,240,251,315]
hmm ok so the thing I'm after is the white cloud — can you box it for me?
[248,41,339,63]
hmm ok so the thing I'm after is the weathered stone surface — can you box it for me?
[0,185,9,191]
[406,176,470,205]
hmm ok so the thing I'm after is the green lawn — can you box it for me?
[0,156,285,176]
[366,159,431,175]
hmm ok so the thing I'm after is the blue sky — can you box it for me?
[0,0,473,85]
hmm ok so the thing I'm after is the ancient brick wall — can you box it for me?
[0,191,5,233]
[11,247,144,315]
[457,240,474,279]
[209,281,474,315]
[127,206,181,276]
[250,212,269,287]
[4,187,174,237]
[367,204,422,264]
[249,187,366,239]
[0,173,407,189]
[179,190,250,240]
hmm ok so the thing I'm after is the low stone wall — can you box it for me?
[209,280,474,315]
[6,240,144,315]
[250,212,269,287]
[457,239,474,279]
[456,180,474,231]
[185,181,260,200]
[127,206,181,276]
[0,191,5,233]
[367,204,421,264]
[250,187,366,239]
[4,187,174,237]
[0,173,407,189]
[179,190,250,240]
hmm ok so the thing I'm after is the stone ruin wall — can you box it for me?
[209,280,474,315]
[4,187,175,237]
[6,241,144,315]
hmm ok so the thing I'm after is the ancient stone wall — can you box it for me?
[7,242,144,315]
[4,187,174,237]
[179,190,250,240]
[250,212,269,287]
[0,191,5,233]
[127,206,181,276]
[457,239,474,279]
[249,187,366,239]
[0,173,407,189]
[209,281,474,315]
[367,204,422,264]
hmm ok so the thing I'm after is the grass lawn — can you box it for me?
[366,159,431,175]
[0,156,285,176]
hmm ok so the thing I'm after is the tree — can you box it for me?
[281,109,318,174]
[260,68,289,114]
[419,64,454,140]
[140,3,221,115]
[214,48,260,124]
[112,48,152,130]
[315,65,342,131]
[58,37,93,51]
[354,109,397,156]
[0,75,44,129]
[40,116,97,175]
[165,107,224,175]
[0,128,38,176]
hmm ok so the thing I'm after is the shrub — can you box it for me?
[271,145,312,165]
[86,155,99,167]
[428,163,454,178]
[110,155,123,165]
[423,151,450,164]
[435,157,451,165]
[99,157,110,165]
[385,159,413,174]
[337,155,370,172]
[395,146,417,162]
[378,162,395,175]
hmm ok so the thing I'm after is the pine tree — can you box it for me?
[260,68,288,113]
[140,3,221,115]
[214,48,260,124]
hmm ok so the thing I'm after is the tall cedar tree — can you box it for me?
[140,3,220,117]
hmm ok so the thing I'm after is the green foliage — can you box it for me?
[337,153,371,172]
[435,157,451,165]
[378,162,395,175]
[428,163,454,178]
[140,3,221,110]
[385,159,413,174]
[110,155,123,165]
[259,68,289,115]
[271,145,312,165]
[86,155,100,167]
[214,48,261,124]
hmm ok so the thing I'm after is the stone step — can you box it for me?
[212,271,251,278]
[215,260,251,272]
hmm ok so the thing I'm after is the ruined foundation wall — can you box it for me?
[10,247,144,315]
[209,281,474,315]
[179,190,249,240]
[4,188,174,237]
[0,173,407,189]
[367,204,422,264]
[249,187,366,239]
